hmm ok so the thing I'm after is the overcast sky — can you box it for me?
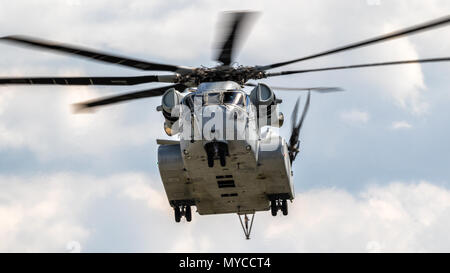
[0,0,450,252]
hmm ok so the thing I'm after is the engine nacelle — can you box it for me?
[160,88,183,136]
[250,83,275,106]
[250,83,282,128]
[161,88,182,114]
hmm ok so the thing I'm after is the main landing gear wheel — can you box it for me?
[174,206,181,223]
[219,151,226,167]
[281,199,288,216]
[185,205,192,222]
[271,201,278,216]
[207,155,214,168]
[204,142,229,168]
[174,205,192,222]
[270,199,289,216]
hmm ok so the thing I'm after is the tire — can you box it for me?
[271,201,277,216]
[207,155,214,168]
[219,152,226,167]
[174,206,181,223]
[185,206,192,222]
[282,199,288,216]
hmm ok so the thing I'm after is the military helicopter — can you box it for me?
[1,12,449,239]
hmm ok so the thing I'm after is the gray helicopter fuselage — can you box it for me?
[157,81,294,215]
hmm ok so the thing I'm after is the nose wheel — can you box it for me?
[270,199,289,216]
[204,142,229,168]
[174,205,192,222]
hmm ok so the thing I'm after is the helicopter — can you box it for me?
[0,12,449,239]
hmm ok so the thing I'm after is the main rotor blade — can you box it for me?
[1,35,193,73]
[73,83,186,111]
[245,83,343,92]
[271,86,343,92]
[0,75,178,86]
[215,11,258,65]
[259,15,450,70]
[266,57,450,77]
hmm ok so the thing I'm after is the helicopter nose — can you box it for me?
[201,105,227,141]
[197,104,247,141]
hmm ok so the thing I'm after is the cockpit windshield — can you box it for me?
[182,91,245,109]
[223,91,244,106]
[206,93,221,105]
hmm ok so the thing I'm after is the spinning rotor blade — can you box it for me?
[245,82,343,92]
[0,35,193,73]
[266,57,450,77]
[0,75,178,86]
[269,86,343,92]
[215,11,258,65]
[288,92,311,163]
[259,15,450,70]
[74,83,186,111]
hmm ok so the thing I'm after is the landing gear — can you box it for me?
[173,205,192,222]
[174,206,181,222]
[219,149,226,167]
[204,142,229,168]
[270,199,289,216]
[271,201,278,216]
[281,199,288,216]
[185,205,192,222]
[207,155,214,168]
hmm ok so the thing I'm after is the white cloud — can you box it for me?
[259,181,450,252]
[340,109,369,124]
[122,178,167,211]
[391,121,413,130]
[1,172,449,252]
[361,37,428,115]
[0,172,166,252]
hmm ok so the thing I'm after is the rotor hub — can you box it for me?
[176,66,267,85]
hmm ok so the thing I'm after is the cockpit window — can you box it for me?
[182,91,246,109]
[206,93,221,105]
[223,91,244,107]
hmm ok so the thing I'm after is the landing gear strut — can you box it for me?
[270,199,289,216]
[174,205,192,222]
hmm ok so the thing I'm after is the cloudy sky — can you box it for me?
[0,0,449,252]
